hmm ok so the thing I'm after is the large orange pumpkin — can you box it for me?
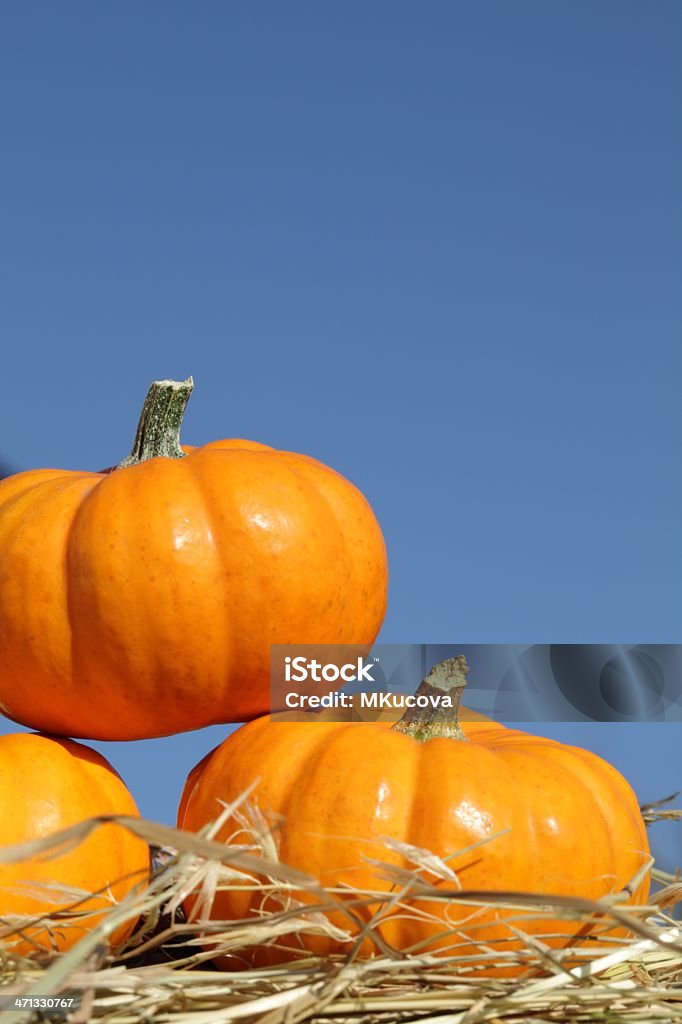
[0,732,149,956]
[0,378,387,739]
[178,658,650,971]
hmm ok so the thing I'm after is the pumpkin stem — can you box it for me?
[392,656,469,742]
[117,378,194,469]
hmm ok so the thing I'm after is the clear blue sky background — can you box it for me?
[0,3,680,871]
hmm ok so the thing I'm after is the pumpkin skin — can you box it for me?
[0,434,387,740]
[0,733,149,956]
[178,715,650,971]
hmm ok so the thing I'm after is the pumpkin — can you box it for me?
[0,732,149,956]
[0,378,387,740]
[178,657,650,971]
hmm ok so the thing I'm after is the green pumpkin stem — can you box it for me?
[392,656,469,742]
[117,377,194,469]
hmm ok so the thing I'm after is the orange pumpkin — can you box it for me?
[179,658,650,971]
[0,732,149,956]
[0,378,387,739]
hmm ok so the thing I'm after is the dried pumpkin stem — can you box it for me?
[117,377,194,469]
[392,655,469,742]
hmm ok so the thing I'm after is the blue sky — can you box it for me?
[0,3,680,869]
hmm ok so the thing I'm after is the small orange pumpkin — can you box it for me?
[0,378,387,739]
[0,732,149,956]
[179,658,650,971]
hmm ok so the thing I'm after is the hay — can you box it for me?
[0,798,680,1024]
